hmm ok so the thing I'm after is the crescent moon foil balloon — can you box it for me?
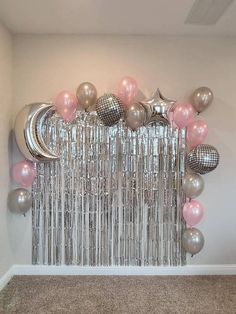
[14,103,59,162]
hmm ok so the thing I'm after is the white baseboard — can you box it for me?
[1,264,236,291]
[11,264,236,276]
[0,267,14,291]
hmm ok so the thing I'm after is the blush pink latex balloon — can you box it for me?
[12,161,36,187]
[187,120,208,148]
[55,91,78,122]
[173,103,195,129]
[183,200,204,227]
[117,76,138,107]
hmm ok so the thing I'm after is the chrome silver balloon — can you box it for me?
[14,103,59,162]
[192,86,213,113]
[187,144,219,175]
[125,102,146,130]
[96,94,124,126]
[182,173,204,198]
[8,188,32,214]
[182,227,204,255]
[76,82,97,111]
[140,88,175,125]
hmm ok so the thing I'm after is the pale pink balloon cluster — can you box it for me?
[117,76,138,107]
[183,200,204,227]
[12,160,36,187]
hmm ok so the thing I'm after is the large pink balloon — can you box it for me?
[117,76,138,107]
[12,161,36,187]
[183,200,204,227]
[173,103,195,129]
[187,120,208,148]
[55,91,78,122]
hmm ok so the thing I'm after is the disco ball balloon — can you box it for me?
[187,144,219,175]
[96,94,124,126]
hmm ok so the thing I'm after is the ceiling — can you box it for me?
[0,0,235,35]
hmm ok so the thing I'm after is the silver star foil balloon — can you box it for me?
[187,144,220,175]
[139,89,176,126]
[96,93,124,126]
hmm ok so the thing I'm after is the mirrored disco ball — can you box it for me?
[187,144,219,175]
[96,93,124,126]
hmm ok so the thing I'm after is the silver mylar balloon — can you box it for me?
[96,94,124,126]
[182,173,204,198]
[125,102,146,130]
[139,88,175,125]
[8,188,32,214]
[182,228,204,255]
[192,87,213,113]
[187,144,220,175]
[14,103,59,162]
[76,82,97,111]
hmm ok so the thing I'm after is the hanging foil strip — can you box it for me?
[32,111,186,266]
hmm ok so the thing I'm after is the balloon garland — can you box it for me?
[10,77,219,258]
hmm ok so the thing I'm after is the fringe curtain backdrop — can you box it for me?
[32,111,186,266]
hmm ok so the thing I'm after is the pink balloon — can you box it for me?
[173,103,195,129]
[187,120,208,148]
[117,76,138,106]
[12,161,36,187]
[55,91,78,122]
[183,200,204,227]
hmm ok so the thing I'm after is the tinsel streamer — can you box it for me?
[32,111,186,266]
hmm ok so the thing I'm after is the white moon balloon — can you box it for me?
[14,103,59,162]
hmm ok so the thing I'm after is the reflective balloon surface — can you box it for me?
[187,120,208,148]
[182,173,204,198]
[76,82,97,111]
[182,228,204,255]
[183,200,204,227]
[192,87,213,113]
[125,102,146,130]
[117,76,138,107]
[96,94,124,126]
[12,160,36,187]
[8,188,32,214]
[55,91,78,122]
[173,103,195,129]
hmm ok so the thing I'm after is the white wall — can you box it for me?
[0,22,13,276]
[12,34,236,265]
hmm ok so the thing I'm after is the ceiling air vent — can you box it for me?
[185,0,234,25]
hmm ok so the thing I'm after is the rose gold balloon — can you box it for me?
[187,120,208,148]
[192,87,213,113]
[55,91,78,122]
[12,160,36,187]
[117,76,138,107]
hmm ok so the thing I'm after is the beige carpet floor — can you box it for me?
[0,275,236,314]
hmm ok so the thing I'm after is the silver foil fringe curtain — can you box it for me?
[32,111,186,266]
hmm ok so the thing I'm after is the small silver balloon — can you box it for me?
[182,173,204,198]
[187,144,220,175]
[76,82,97,111]
[125,103,146,130]
[8,188,32,214]
[140,88,175,125]
[182,228,204,255]
[192,87,213,113]
[96,93,124,126]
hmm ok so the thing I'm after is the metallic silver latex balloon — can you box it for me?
[96,94,124,126]
[187,144,219,175]
[14,103,59,162]
[182,228,204,255]
[192,87,213,113]
[139,88,175,125]
[125,102,146,130]
[76,82,97,111]
[8,188,32,214]
[182,173,204,198]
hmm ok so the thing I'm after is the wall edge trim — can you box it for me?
[0,267,14,291]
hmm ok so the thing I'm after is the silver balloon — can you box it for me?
[96,94,124,126]
[139,88,175,125]
[192,87,213,113]
[182,173,204,198]
[8,188,32,214]
[76,82,97,111]
[187,144,219,175]
[182,228,204,255]
[14,103,59,162]
[125,103,146,130]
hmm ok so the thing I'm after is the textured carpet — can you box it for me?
[0,276,236,314]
